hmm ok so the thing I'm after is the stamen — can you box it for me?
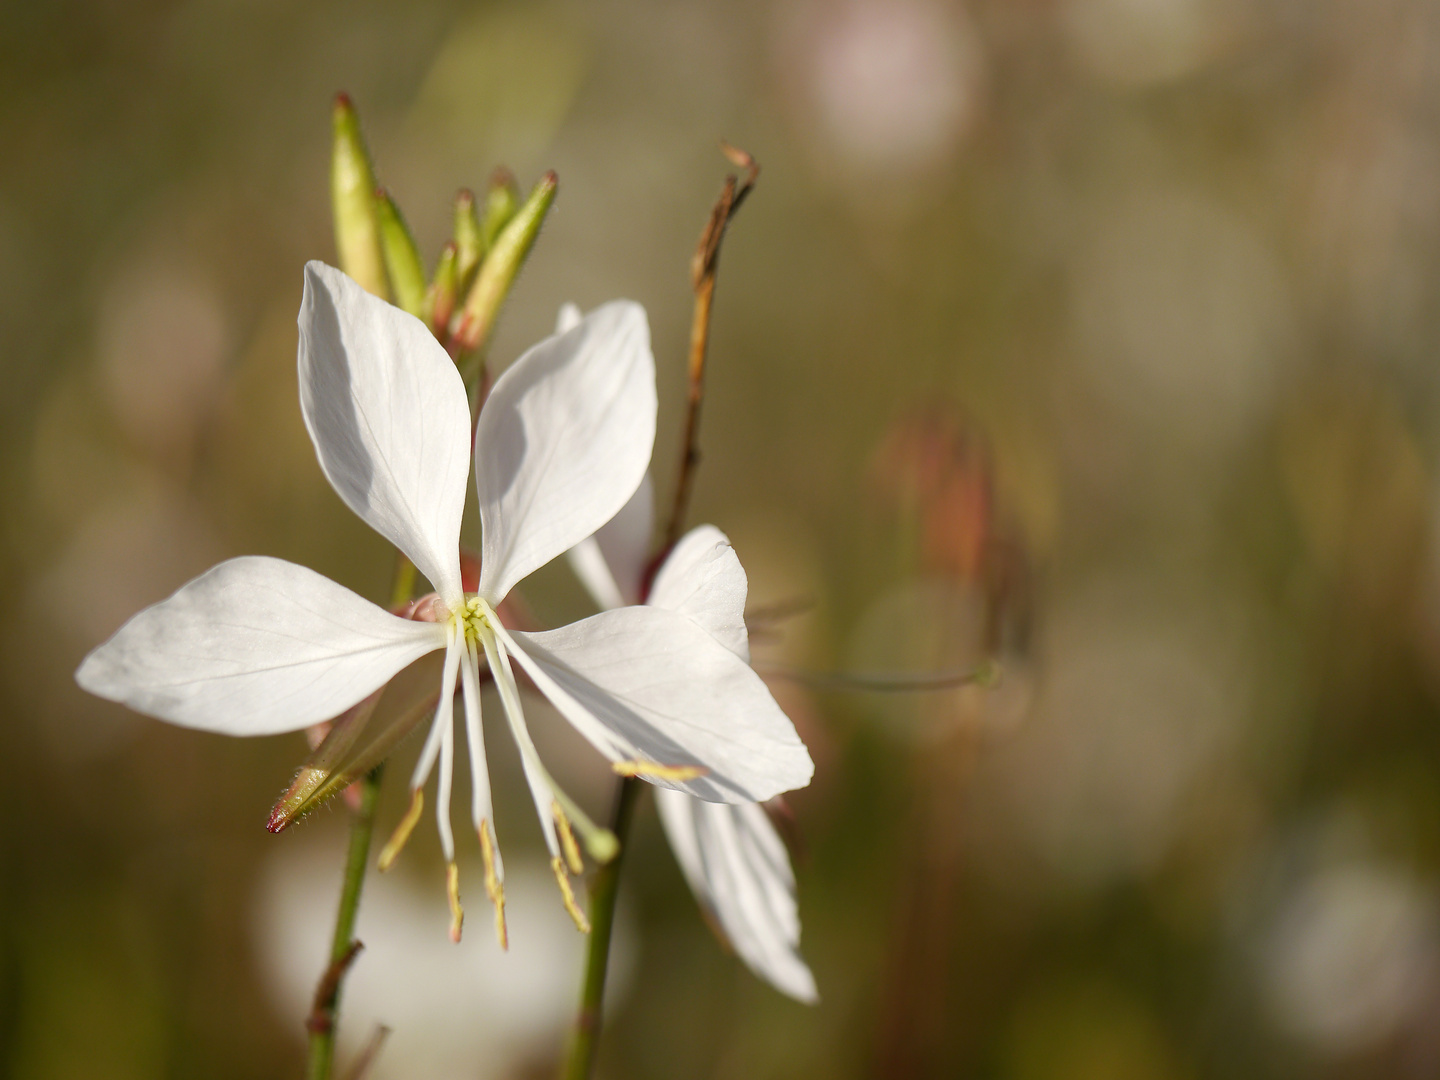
[479,607,623,868]
[445,861,464,943]
[552,800,584,875]
[611,759,710,782]
[479,819,508,950]
[551,855,591,933]
[377,788,424,871]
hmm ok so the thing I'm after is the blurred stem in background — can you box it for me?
[304,93,553,1080]
[560,146,758,1080]
[867,416,1032,1074]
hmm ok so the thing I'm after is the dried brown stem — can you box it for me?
[661,145,760,554]
[306,939,365,1036]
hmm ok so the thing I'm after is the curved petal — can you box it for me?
[648,524,749,661]
[75,556,446,735]
[566,473,654,610]
[475,301,656,603]
[554,302,582,334]
[498,607,812,803]
[297,261,470,606]
[655,789,817,1003]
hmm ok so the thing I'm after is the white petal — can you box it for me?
[655,790,818,1003]
[459,642,496,841]
[436,685,457,862]
[498,607,813,803]
[410,627,461,791]
[297,262,470,606]
[554,302,583,334]
[475,301,656,603]
[648,524,749,661]
[75,556,445,736]
[565,473,654,610]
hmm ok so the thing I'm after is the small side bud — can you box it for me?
[452,190,483,297]
[452,172,557,360]
[480,167,520,253]
[424,242,459,342]
[268,689,383,831]
[330,93,388,299]
[375,188,427,318]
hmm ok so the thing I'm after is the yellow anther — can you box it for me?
[552,800,584,876]
[611,759,709,782]
[479,819,508,951]
[377,788,424,871]
[445,861,464,943]
[551,856,591,934]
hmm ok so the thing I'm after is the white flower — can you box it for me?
[77,264,813,943]
[564,379,818,1000]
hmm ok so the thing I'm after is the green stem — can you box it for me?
[306,764,383,1080]
[559,777,641,1080]
[305,551,414,1080]
[558,147,759,1080]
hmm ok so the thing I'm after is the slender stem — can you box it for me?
[559,776,641,1080]
[561,145,760,1080]
[663,272,716,552]
[305,550,415,1080]
[306,764,383,1080]
[661,145,759,552]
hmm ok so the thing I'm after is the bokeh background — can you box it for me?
[6,0,1440,1076]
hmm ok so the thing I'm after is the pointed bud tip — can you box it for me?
[265,805,291,834]
[456,188,475,208]
[488,166,517,191]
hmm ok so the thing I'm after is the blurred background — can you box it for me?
[5,0,1440,1076]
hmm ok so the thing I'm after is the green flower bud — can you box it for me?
[375,187,427,317]
[453,189,483,297]
[453,171,557,367]
[424,241,460,341]
[329,93,388,299]
[480,167,521,253]
[267,689,436,831]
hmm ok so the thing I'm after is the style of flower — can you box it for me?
[76,263,814,945]
[564,340,817,998]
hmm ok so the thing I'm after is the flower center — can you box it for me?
[456,595,498,646]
